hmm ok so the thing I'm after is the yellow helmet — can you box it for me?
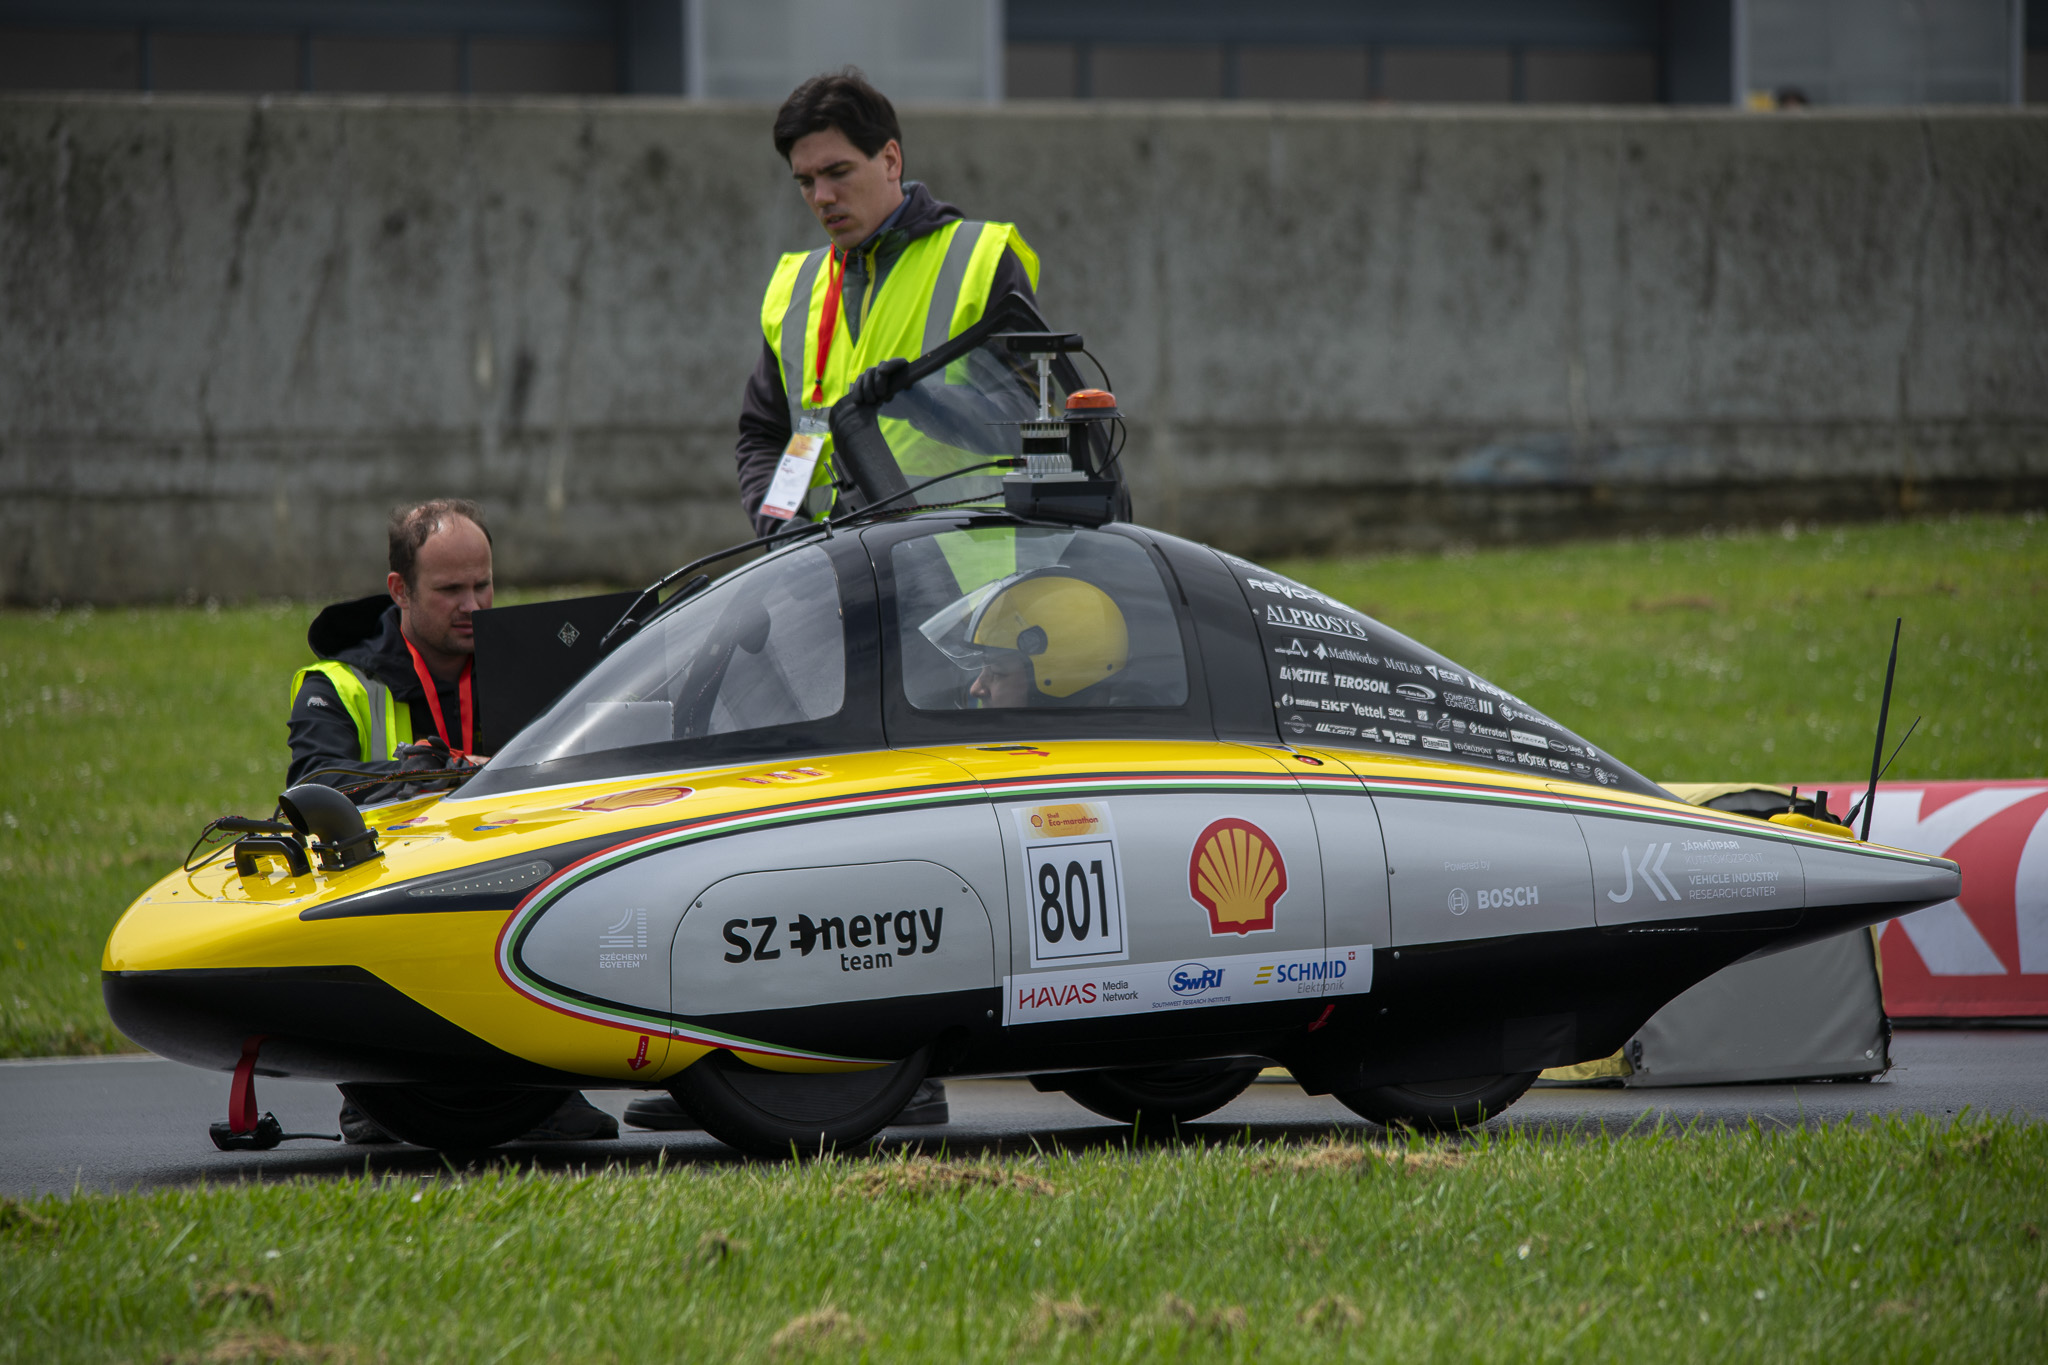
[969,572,1130,699]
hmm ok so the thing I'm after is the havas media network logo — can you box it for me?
[1188,818,1287,936]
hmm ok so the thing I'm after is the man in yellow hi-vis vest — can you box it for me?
[733,69,1040,537]
[286,498,621,1146]
[286,499,496,805]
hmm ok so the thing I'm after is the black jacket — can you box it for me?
[286,595,472,805]
[734,181,1038,537]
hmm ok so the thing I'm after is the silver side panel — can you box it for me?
[519,802,1008,1018]
[1578,814,1805,926]
[993,792,1326,983]
[1796,839,1960,909]
[1308,790,1390,952]
[516,851,693,1016]
[1376,797,1594,945]
[673,861,995,1013]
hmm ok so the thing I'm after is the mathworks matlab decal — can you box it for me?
[1003,945,1373,1025]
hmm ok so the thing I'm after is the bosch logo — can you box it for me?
[1477,886,1541,909]
[1170,964,1225,996]
[1447,888,1470,915]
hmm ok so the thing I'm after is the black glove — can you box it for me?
[850,358,909,406]
[395,736,453,773]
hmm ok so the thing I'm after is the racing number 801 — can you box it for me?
[1038,859,1109,944]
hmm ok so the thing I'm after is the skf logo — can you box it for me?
[1170,964,1225,996]
[1189,818,1287,936]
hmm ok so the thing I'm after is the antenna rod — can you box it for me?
[1860,617,1902,841]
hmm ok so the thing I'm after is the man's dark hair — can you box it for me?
[773,68,901,162]
[389,498,491,591]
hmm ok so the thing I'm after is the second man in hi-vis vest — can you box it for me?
[625,73,1008,1137]
[732,68,1041,537]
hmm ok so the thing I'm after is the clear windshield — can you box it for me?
[488,545,845,772]
[865,337,1092,508]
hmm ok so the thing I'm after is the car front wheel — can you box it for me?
[1051,1060,1263,1127]
[668,1047,929,1158]
[1332,1071,1537,1133]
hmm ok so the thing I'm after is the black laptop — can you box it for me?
[471,591,639,754]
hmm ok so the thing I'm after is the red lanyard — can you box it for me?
[808,247,848,405]
[402,636,473,756]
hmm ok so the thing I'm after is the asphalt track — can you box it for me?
[3,1030,2042,1198]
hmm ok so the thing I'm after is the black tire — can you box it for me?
[669,1047,929,1159]
[1333,1071,1537,1133]
[1055,1060,1263,1127]
[338,1083,569,1150]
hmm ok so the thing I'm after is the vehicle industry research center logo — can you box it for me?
[1189,818,1287,936]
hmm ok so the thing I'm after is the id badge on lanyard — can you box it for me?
[760,411,830,522]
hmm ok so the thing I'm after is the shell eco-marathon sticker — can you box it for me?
[1189,818,1287,936]
[1015,802,1129,967]
[1004,944,1373,1025]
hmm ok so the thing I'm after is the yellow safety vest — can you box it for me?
[762,218,1040,504]
[289,661,412,762]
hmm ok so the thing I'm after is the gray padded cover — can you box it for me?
[1624,928,1887,1087]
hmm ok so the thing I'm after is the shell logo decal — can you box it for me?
[1188,818,1287,936]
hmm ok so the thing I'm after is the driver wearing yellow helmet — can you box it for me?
[931,569,1131,708]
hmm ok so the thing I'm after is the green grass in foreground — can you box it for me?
[3,1118,2044,1363]
[1,515,2041,1058]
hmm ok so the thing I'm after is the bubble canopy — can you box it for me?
[462,515,1664,801]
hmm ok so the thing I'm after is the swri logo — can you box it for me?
[1170,963,1225,996]
[1253,957,1349,986]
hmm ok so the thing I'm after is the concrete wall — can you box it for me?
[2,95,2044,602]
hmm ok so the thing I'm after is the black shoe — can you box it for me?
[518,1092,619,1142]
[338,1099,397,1146]
[892,1079,949,1126]
[623,1094,701,1131]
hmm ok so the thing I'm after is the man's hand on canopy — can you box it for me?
[850,358,910,406]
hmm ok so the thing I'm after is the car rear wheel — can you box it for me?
[669,1047,929,1158]
[1054,1060,1263,1127]
[338,1083,569,1150]
[1333,1071,1537,1133]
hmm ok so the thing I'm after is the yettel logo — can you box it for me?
[1189,818,1288,936]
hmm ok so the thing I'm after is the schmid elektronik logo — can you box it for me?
[1188,818,1288,936]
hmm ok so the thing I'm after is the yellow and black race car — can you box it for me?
[103,299,1958,1155]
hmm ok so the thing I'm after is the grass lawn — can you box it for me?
[3,1117,2044,1363]
[1,514,2041,1059]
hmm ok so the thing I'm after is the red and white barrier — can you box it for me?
[1806,780,2048,1018]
